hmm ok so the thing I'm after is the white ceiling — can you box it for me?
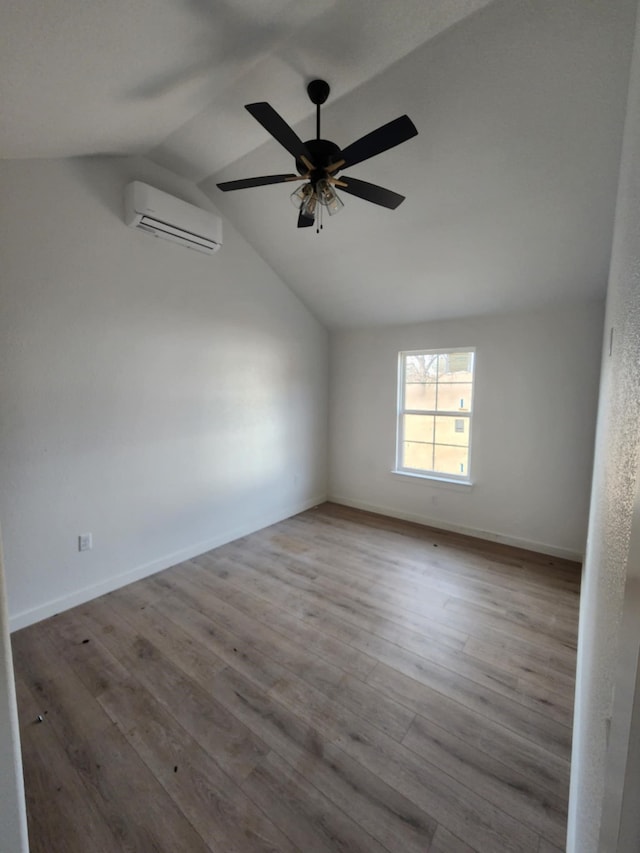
[1,0,637,328]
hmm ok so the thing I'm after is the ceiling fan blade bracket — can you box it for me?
[325,159,345,175]
[300,155,315,172]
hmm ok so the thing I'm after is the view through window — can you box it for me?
[396,348,475,481]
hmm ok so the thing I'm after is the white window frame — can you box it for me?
[395,347,476,484]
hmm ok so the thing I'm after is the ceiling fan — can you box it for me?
[216,79,418,231]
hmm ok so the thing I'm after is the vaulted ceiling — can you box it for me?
[1,0,636,327]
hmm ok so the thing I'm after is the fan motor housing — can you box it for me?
[296,138,342,176]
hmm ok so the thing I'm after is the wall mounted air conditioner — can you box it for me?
[124,181,222,254]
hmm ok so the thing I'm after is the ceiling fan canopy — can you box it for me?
[217,79,418,231]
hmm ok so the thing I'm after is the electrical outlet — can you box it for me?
[78,533,92,552]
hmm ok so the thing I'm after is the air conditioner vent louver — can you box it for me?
[124,182,222,255]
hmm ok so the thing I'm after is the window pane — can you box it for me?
[435,382,473,412]
[405,353,440,382]
[434,416,469,447]
[403,414,434,443]
[403,353,439,411]
[434,444,469,476]
[441,351,474,377]
[403,441,434,471]
[404,380,437,411]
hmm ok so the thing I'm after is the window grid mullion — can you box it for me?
[402,409,471,417]
[432,357,438,472]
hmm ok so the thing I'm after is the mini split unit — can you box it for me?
[124,181,222,255]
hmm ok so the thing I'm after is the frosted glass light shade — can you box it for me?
[290,183,313,209]
[301,191,318,219]
[316,179,344,215]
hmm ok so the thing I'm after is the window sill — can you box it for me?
[391,469,474,488]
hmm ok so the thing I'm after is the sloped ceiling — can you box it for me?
[1,0,637,327]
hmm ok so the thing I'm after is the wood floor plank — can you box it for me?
[97,675,299,853]
[189,557,382,679]
[15,677,120,853]
[12,632,213,853]
[228,531,454,615]
[196,551,469,658]
[289,504,580,593]
[253,515,579,625]
[462,623,577,681]
[463,635,575,696]
[154,578,416,745]
[193,545,572,727]
[368,659,572,759]
[537,838,565,853]
[263,666,540,852]
[216,543,469,653]
[13,502,579,853]
[430,825,478,853]
[130,586,288,693]
[103,587,229,688]
[197,665,439,852]
[163,567,416,742]
[333,719,540,853]
[240,750,389,853]
[161,566,356,691]
[83,597,271,785]
[278,739,438,853]
[403,714,567,847]
[444,597,577,652]
[42,609,144,698]
[46,608,299,853]
[369,662,570,799]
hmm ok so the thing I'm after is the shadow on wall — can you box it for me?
[67,155,218,221]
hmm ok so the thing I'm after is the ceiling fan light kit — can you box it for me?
[217,79,418,232]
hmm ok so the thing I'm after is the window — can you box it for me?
[396,348,475,482]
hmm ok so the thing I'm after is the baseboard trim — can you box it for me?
[10,494,326,632]
[328,494,583,562]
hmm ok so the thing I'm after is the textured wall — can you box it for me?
[567,1,640,847]
[0,530,28,851]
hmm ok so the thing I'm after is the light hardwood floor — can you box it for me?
[12,503,579,853]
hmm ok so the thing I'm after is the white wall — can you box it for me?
[567,0,640,846]
[329,302,603,559]
[0,156,328,629]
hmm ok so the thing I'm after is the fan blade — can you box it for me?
[217,174,297,192]
[339,176,406,209]
[297,211,315,228]
[246,102,314,163]
[340,115,418,169]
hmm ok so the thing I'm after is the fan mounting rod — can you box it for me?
[307,79,330,140]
